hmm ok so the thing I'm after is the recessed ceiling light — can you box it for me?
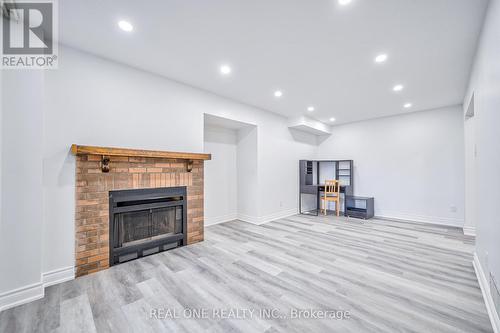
[375,54,388,63]
[220,65,232,75]
[118,20,133,32]
[307,106,315,112]
[329,117,336,122]
[338,0,352,5]
[274,90,283,98]
[393,84,404,92]
[404,103,412,108]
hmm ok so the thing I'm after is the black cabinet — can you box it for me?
[345,196,374,219]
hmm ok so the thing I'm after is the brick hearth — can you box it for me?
[75,155,204,277]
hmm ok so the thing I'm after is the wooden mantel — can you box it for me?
[71,144,211,160]
[71,144,210,173]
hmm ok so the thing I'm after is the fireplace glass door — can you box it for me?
[114,206,183,249]
[151,206,183,238]
[109,186,187,266]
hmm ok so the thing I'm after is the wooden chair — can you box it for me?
[321,180,340,216]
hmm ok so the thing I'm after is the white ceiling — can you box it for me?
[59,0,488,125]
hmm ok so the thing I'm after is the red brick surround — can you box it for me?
[75,155,204,277]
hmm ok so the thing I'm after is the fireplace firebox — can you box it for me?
[109,187,187,266]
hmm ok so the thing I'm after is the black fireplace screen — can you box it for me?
[109,187,187,265]
[115,206,182,247]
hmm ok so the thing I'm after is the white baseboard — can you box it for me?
[257,208,297,224]
[375,211,463,228]
[0,266,75,312]
[42,266,75,288]
[463,226,476,236]
[238,208,297,225]
[236,212,260,224]
[0,282,44,312]
[204,213,238,226]
[473,252,500,333]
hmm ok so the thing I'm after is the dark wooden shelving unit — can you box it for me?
[345,196,374,219]
[299,160,354,215]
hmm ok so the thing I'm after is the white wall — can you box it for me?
[237,126,259,220]
[0,71,44,297]
[203,125,238,225]
[258,126,317,220]
[463,0,500,314]
[316,106,465,226]
[464,109,477,235]
[0,70,2,257]
[41,46,317,276]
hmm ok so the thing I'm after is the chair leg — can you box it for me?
[336,201,340,217]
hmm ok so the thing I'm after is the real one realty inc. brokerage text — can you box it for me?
[150,308,351,320]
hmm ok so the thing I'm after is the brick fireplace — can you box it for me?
[72,145,210,277]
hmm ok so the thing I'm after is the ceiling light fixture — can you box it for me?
[274,90,283,98]
[375,54,388,63]
[307,106,315,112]
[404,103,412,108]
[338,0,352,5]
[220,65,232,75]
[118,20,134,32]
[393,84,404,92]
[329,117,336,122]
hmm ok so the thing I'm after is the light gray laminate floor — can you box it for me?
[0,214,493,332]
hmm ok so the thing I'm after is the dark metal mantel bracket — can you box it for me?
[101,156,111,173]
[186,160,193,173]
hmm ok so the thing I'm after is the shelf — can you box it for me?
[346,207,367,213]
[71,144,211,161]
[288,116,332,136]
[345,196,374,219]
